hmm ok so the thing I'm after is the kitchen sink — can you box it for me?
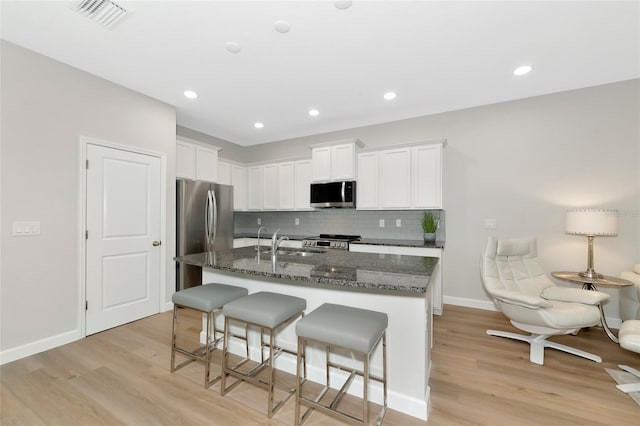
[276,247,327,257]
[253,246,326,256]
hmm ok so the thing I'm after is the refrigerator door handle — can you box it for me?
[211,189,218,246]
[205,190,214,251]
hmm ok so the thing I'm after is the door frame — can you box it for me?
[77,136,167,337]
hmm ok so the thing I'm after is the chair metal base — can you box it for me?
[486,329,602,366]
[221,311,304,418]
[171,305,248,388]
[616,365,640,393]
[295,332,387,426]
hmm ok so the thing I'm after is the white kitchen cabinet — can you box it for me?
[176,140,196,180]
[311,146,332,181]
[176,139,221,182]
[277,162,295,210]
[311,140,362,182]
[356,152,379,209]
[263,164,279,210]
[231,164,246,211]
[355,139,445,210]
[411,144,442,209]
[380,147,411,208]
[294,160,312,210]
[217,160,232,185]
[247,166,264,210]
[195,145,219,183]
[349,243,443,315]
[330,143,356,180]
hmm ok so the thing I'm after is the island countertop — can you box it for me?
[175,246,438,294]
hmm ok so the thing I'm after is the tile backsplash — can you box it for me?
[235,209,445,241]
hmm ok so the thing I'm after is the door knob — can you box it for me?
[153,240,161,246]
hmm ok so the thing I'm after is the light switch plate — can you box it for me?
[484,219,497,229]
[12,221,41,236]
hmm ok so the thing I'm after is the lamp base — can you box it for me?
[579,270,604,280]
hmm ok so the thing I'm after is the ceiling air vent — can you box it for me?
[75,0,128,29]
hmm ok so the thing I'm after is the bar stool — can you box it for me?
[221,291,306,418]
[171,283,248,388]
[295,303,388,426]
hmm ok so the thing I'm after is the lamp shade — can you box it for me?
[566,209,618,236]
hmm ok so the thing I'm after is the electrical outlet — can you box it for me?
[379,219,385,228]
[484,219,497,229]
[257,218,261,225]
[295,218,300,225]
[396,219,401,227]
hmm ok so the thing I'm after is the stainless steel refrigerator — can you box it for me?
[176,180,234,291]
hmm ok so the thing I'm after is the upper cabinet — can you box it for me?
[311,139,363,182]
[176,138,221,183]
[294,160,313,210]
[356,140,445,210]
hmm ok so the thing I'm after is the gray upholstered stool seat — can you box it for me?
[172,283,249,312]
[295,303,388,426]
[296,303,388,354]
[170,283,248,388]
[223,291,307,328]
[221,291,307,418]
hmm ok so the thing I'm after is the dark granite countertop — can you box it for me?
[175,246,437,294]
[352,238,445,249]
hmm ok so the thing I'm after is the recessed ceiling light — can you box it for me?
[513,65,533,76]
[274,20,291,33]
[308,109,319,116]
[334,1,352,10]
[225,41,241,54]
[254,122,264,129]
[383,92,397,101]
[184,90,198,99]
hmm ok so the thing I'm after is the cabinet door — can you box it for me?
[263,164,279,210]
[231,165,246,211]
[294,160,312,210]
[195,145,219,183]
[380,148,411,208]
[176,140,196,180]
[277,162,295,210]
[356,152,379,209]
[247,166,264,210]
[217,161,232,185]
[311,147,331,182]
[331,143,355,180]
[412,144,442,208]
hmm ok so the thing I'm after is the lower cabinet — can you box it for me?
[349,244,443,315]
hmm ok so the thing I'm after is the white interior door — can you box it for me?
[86,144,161,335]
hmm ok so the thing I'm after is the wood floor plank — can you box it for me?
[2,304,639,425]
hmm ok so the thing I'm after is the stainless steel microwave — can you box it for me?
[310,181,356,208]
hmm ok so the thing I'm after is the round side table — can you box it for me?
[551,271,632,343]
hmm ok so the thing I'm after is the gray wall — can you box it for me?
[0,41,177,355]
[232,80,640,316]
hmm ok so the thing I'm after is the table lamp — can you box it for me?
[566,208,618,279]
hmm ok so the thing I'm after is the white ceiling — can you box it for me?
[2,1,639,146]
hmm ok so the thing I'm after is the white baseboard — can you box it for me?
[0,328,82,366]
[443,296,498,311]
[163,301,174,312]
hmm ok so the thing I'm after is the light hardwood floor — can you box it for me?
[1,305,638,425]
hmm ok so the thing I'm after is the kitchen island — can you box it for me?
[175,246,439,420]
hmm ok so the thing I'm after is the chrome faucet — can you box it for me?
[257,226,266,252]
[271,229,289,253]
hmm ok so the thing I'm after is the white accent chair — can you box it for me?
[481,237,610,365]
[620,264,640,321]
[616,320,640,393]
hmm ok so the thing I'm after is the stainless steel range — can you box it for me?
[302,234,361,250]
